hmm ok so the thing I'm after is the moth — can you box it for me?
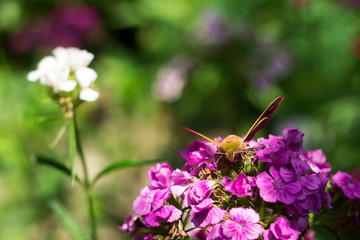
[181,96,284,162]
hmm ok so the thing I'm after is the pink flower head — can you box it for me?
[263,216,300,240]
[282,127,304,152]
[180,180,216,207]
[256,145,292,166]
[222,207,262,240]
[148,162,173,189]
[190,198,226,228]
[118,214,137,233]
[222,173,253,198]
[143,205,182,227]
[306,149,331,173]
[332,171,360,200]
[256,166,302,204]
[132,186,170,216]
[179,140,217,166]
[188,228,209,240]
[179,140,218,175]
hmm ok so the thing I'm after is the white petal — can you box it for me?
[75,67,97,88]
[79,88,99,102]
[27,70,40,82]
[59,80,77,92]
[38,56,58,70]
[53,47,94,69]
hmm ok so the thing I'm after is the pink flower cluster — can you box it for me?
[120,127,360,239]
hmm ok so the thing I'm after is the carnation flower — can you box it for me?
[221,207,262,240]
[189,198,226,228]
[263,216,300,240]
[332,171,360,200]
[120,125,358,239]
[256,166,302,204]
[306,149,331,174]
[143,205,182,227]
[221,173,253,198]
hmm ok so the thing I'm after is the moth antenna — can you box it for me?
[180,126,221,147]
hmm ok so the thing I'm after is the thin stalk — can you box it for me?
[73,113,98,240]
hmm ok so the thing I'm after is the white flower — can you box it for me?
[27,47,99,102]
[53,47,94,70]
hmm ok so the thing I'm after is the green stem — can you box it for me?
[73,113,98,240]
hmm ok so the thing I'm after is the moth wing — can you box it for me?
[243,96,284,142]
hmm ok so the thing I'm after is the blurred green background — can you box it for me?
[1,0,360,239]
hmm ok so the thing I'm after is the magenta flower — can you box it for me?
[256,166,302,204]
[282,127,304,152]
[222,207,262,240]
[148,162,173,189]
[207,224,224,240]
[172,179,215,207]
[188,228,209,240]
[256,145,292,166]
[332,171,360,200]
[179,140,217,166]
[306,149,331,173]
[222,173,253,198]
[280,158,320,200]
[263,216,300,240]
[118,214,137,233]
[144,234,156,239]
[143,205,182,227]
[179,140,218,174]
[132,186,170,216]
[190,198,226,228]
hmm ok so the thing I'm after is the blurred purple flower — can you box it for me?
[332,171,360,200]
[152,55,194,103]
[118,214,137,233]
[248,41,292,90]
[8,3,102,53]
[191,10,228,46]
[338,0,360,7]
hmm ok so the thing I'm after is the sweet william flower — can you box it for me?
[332,171,360,200]
[148,162,173,189]
[132,186,170,216]
[142,205,182,227]
[256,166,302,204]
[221,173,253,198]
[221,207,262,240]
[190,198,226,228]
[306,149,331,174]
[263,216,300,240]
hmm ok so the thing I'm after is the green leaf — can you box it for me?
[35,154,82,184]
[49,199,88,240]
[69,119,77,185]
[92,159,162,187]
